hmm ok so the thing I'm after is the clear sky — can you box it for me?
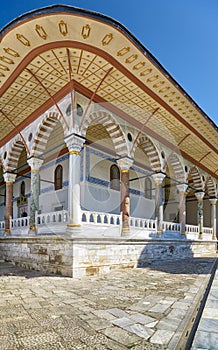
[1,0,218,127]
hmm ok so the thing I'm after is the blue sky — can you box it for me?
[1,0,218,127]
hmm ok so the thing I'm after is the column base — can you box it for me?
[212,234,217,240]
[198,232,203,239]
[156,230,162,235]
[121,227,130,237]
[181,231,186,236]
[5,228,11,235]
[66,223,82,236]
[28,225,37,235]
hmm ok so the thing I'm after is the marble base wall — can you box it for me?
[0,237,216,278]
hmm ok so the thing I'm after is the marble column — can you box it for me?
[65,134,85,233]
[195,191,205,239]
[177,184,188,236]
[152,173,166,234]
[117,157,133,236]
[209,198,217,240]
[3,172,17,234]
[27,157,43,233]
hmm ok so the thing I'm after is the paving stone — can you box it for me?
[150,329,175,345]
[192,330,218,350]
[124,323,154,340]
[107,308,130,318]
[0,259,216,350]
[86,318,112,330]
[103,326,141,346]
[129,313,157,325]
[111,317,135,328]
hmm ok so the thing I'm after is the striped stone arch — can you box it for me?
[205,177,216,196]
[188,166,203,192]
[137,136,161,172]
[167,153,185,182]
[5,137,26,172]
[80,110,128,157]
[31,111,68,157]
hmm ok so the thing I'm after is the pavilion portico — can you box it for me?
[0,5,217,276]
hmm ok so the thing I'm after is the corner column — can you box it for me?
[209,198,217,240]
[27,157,43,233]
[195,191,205,239]
[117,157,133,236]
[3,172,17,234]
[177,184,188,236]
[152,173,166,235]
[65,134,85,233]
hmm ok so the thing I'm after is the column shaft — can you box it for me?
[27,158,43,233]
[29,170,40,230]
[5,182,13,233]
[120,170,130,233]
[179,192,187,235]
[209,199,217,240]
[3,173,16,234]
[195,192,205,238]
[68,150,81,227]
[153,174,165,235]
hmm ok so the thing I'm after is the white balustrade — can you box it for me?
[130,217,157,231]
[203,227,213,235]
[185,224,199,234]
[162,221,181,233]
[10,217,30,228]
[0,221,5,229]
[36,210,68,225]
[81,210,121,226]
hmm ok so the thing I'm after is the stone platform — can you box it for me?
[0,257,217,349]
[0,236,217,278]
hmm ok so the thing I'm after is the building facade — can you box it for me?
[0,5,217,275]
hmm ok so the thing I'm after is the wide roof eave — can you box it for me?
[0,4,217,132]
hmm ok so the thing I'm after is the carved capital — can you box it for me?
[152,173,166,186]
[65,134,85,153]
[177,184,188,194]
[27,157,43,171]
[3,172,16,183]
[209,198,217,206]
[195,191,205,200]
[117,157,133,171]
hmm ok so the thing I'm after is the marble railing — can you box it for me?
[36,210,68,225]
[185,224,213,235]
[10,217,30,228]
[0,221,5,229]
[130,217,157,231]
[81,210,121,225]
[162,221,181,233]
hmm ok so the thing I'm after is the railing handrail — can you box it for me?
[36,209,68,225]
[81,210,121,226]
[10,216,30,228]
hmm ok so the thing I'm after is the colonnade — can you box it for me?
[1,134,217,239]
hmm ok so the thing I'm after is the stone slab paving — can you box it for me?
[0,258,216,350]
[191,264,218,350]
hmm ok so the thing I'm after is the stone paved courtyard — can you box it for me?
[0,258,216,350]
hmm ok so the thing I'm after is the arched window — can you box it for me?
[21,181,25,196]
[145,178,152,199]
[110,164,120,191]
[54,165,63,190]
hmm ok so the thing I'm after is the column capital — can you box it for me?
[117,157,133,171]
[65,133,86,153]
[27,157,43,171]
[209,198,217,205]
[177,184,188,194]
[3,172,16,183]
[152,173,166,186]
[195,191,205,200]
